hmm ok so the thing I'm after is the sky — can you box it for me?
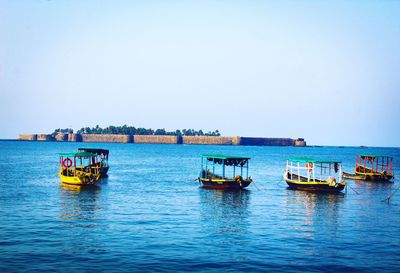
[1,0,399,146]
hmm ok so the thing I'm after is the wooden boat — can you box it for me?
[78,148,109,177]
[343,154,394,181]
[284,158,346,192]
[198,155,253,189]
[342,171,366,180]
[60,183,100,193]
[58,152,101,185]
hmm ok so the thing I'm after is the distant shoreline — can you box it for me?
[3,139,399,148]
[16,133,307,147]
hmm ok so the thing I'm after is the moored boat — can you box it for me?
[59,152,101,185]
[342,171,366,180]
[198,155,252,189]
[78,148,109,177]
[343,154,394,181]
[284,158,346,192]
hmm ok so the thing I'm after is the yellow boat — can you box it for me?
[58,152,101,185]
[198,155,253,189]
[342,154,394,181]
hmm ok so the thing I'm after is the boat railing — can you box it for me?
[286,161,316,182]
[285,160,342,183]
[200,155,250,182]
[200,168,248,180]
[356,163,392,174]
[61,167,74,177]
[356,156,393,174]
[62,164,100,176]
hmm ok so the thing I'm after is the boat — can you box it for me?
[342,154,394,181]
[284,158,346,192]
[58,152,101,185]
[78,148,109,177]
[198,154,253,189]
[341,172,366,180]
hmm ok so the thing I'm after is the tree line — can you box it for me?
[53,126,221,136]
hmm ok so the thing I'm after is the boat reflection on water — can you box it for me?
[199,188,251,236]
[284,189,345,239]
[59,183,101,222]
[58,183,105,254]
[354,179,394,192]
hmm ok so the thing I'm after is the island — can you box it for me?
[17,126,306,146]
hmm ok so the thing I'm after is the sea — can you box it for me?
[0,141,399,273]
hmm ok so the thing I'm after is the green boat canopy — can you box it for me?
[202,154,250,167]
[59,152,97,158]
[78,148,109,155]
[288,157,341,164]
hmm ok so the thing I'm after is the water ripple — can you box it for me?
[0,142,399,272]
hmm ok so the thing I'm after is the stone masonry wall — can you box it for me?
[182,136,237,145]
[68,133,82,142]
[294,140,306,146]
[81,134,132,143]
[17,133,305,146]
[37,134,53,141]
[134,135,178,144]
[240,137,295,146]
[55,133,68,141]
[18,134,38,141]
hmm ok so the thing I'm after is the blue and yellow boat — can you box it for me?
[284,158,346,192]
[58,152,101,185]
[198,154,253,189]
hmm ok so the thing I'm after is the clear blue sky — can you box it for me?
[1,0,399,146]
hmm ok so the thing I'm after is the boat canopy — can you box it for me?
[356,154,393,174]
[202,154,250,167]
[288,157,341,164]
[59,152,97,158]
[359,154,393,160]
[78,148,109,156]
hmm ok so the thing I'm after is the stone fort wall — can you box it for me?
[18,134,306,146]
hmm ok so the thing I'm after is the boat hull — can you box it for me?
[343,171,367,180]
[284,176,345,193]
[199,178,252,189]
[354,172,394,181]
[352,166,394,181]
[59,171,101,185]
[100,166,109,177]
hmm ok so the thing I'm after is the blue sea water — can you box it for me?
[0,141,399,273]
